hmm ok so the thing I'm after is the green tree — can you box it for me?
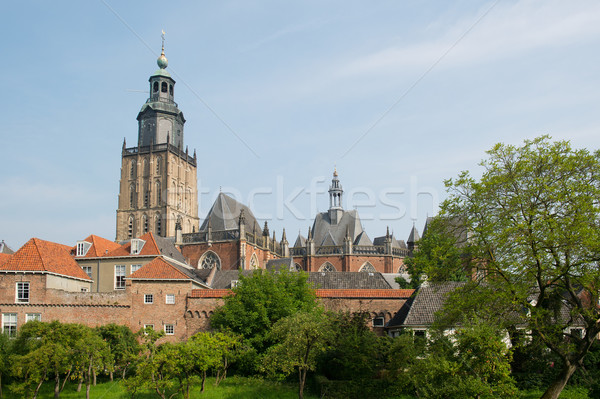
[211,269,317,356]
[95,324,139,380]
[70,325,113,399]
[403,216,468,288]
[442,136,600,399]
[262,310,331,399]
[0,333,12,398]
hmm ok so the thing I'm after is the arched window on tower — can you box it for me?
[143,158,149,176]
[198,251,221,270]
[142,214,148,234]
[153,82,158,93]
[129,183,135,208]
[156,156,161,174]
[319,262,336,272]
[128,216,134,238]
[155,213,162,235]
[155,180,161,206]
[130,160,135,179]
[169,84,173,96]
[161,82,167,93]
[143,183,149,208]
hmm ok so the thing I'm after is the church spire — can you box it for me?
[328,168,344,225]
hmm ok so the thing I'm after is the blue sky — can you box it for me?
[2,0,600,250]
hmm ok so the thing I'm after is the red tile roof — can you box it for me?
[129,257,190,280]
[106,232,161,257]
[190,289,234,298]
[188,288,414,299]
[0,238,91,280]
[0,253,12,267]
[73,235,121,258]
[315,289,414,298]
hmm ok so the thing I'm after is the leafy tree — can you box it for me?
[123,327,165,398]
[211,332,243,386]
[211,269,317,356]
[442,136,600,398]
[262,310,331,399]
[0,333,12,398]
[403,216,468,288]
[318,312,384,381]
[70,325,112,399]
[409,321,516,398]
[95,324,139,380]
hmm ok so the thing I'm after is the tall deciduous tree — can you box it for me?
[442,136,600,399]
[0,333,12,398]
[211,269,317,355]
[262,310,331,399]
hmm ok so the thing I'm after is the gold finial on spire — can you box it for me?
[157,30,169,69]
[333,165,338,177]
[161,30,166,54]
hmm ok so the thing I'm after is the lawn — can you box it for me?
[8,376,320,399]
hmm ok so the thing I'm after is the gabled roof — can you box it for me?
[129,257,204,284]
[353,231,373,246]
[199,193,262,233]
[320,231,337,246]
[407,224,420,244]
[73,235,121,258]
[106,232,186,263]
[294,233,306,248]
[0,253,12,267]
[0,238,91,281]
[266,258,296,272]
[0,240,14,254]
[312,209,364,247]
[388,282,465,328]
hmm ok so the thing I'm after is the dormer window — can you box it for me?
[231,280,239,288]
[76,241,92,257]
[130,239,146,255]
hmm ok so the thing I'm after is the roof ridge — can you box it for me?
[32,238,46,271]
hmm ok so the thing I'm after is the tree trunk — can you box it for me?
[201,370,206,392]
[93,370,97,386]
[77,377,83,392]
[86,356,93,399]
[54,372,60,398]
[110,370,114,381]
[540,362,578,399]
[298,368,306,399]
[33,376,45,399]
[0,371,3,398]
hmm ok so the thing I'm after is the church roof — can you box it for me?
[308,272,392,290]
[311,209,363,248]
[266,257,296,272]
[353,231,373,246]
[0,238,91,281]
[199,193,262,233]
[294,233,306,248]
[407,224,420,244]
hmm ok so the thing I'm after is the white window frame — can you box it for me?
[16,282,30,303]
[115,265,126,290]
[165,294,175,304]
[164,324,174,335]
[131,264,142,274]
[143,324,154,333]
[372,316,385,327]
[144,294,154,304]
[2,313,17,337]
[26,313,41,322]
[82,266,92,279]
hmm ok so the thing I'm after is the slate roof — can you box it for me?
[129,257,204,283]
[308,272,392,290]
[199,193,262,233]
[353,231,373,246]
[266,257,296,272]
[294,233,306,248]
[316,289,414,298]
[407,224,420,244]
[0,240,14,254]
[193,269,254,289]
[73,235,121,258]
[312,209,364,247]
[0,238,91,281]
[372,234,407,249]
[106,232,186,263]
[388,282,465,328]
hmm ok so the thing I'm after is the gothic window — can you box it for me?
[319,262,336,272]
[156,156,161,174]
[250,253,259,269]
[155,213,162,235]
[169,84,173,96]
[130,160,135,179]
[156,181,161,205]
[143,183,149,208]
[142,214,148,234]
[129,184,135,208]
[153,82,158,93]
[294,263,303,272]
[198,251,221,270]
[161,82,167,93]
[128,216,134,238]
[359,262,376,273]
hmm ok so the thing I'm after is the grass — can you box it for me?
[7,376,320,399]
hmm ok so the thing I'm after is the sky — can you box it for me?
[2,0,600,250]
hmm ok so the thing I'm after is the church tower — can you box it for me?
[328,168,344,225]
[116,35,199,241]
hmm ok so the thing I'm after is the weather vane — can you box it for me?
[161,30,166,51]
